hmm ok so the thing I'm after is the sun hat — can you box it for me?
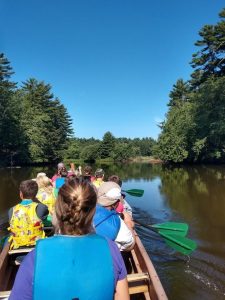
[97,182,122,207]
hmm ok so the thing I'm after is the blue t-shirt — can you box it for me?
[9,238,127,300]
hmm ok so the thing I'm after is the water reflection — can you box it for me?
[0,163,225,299]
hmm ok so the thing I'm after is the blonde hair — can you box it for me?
[55,178,97,236]
[36,175,53,195]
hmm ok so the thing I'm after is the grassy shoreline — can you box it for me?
[63,156,162,165]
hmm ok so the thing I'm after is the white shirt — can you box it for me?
[115,218,134,251]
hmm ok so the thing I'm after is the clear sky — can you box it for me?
[1,0,224,140]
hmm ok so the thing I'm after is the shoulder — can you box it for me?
[36,203,49,219]
[106,239,127,282]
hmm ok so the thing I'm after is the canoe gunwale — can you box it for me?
[128,231,168,300]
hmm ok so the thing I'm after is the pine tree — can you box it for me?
[99,131,115,159]
[191,8,225,86]
[0,53,24,165]
[20,78,73,162]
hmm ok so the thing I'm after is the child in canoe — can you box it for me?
[8,180,48,249]
[36,174,56,215]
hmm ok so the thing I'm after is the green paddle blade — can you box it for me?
[151,222,189,236]
[159,231,197,255]
[122,189,144,197]
[43,215,53,227]
[134,220,188,236]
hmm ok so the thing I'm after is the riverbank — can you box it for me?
[63,156,162,165]
[129,156,162,163]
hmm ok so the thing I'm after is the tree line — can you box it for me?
[0,56,156,166]
[154,8,225,163]
[0,54,73,166]
[64,132,156,162]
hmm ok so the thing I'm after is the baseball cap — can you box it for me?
[97,181,122,207]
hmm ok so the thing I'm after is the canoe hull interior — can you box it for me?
[0,233,167,300]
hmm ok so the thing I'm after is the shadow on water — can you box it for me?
[0,163,225,299]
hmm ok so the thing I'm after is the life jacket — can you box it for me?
[93,178,104,188]
[33,234,114,300]
[53,178,66,199]
[93,204,121,240]
[55,177,66,189]
[8,202,45,249]
[36,189,56,215]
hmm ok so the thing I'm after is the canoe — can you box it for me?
[127,231,167,300]
[0,232,167,300]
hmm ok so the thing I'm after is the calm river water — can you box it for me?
[0,163,225,300]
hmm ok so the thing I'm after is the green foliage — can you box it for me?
[0,54,26,165]
[192,77,225,161]
[168,79,190,107]
[99,131,115,159]
[191,8,225,86]
[80,144,100,161]
[65,135,156,162]
[156,102,195,163]
[0,54,73,166]
[64,138,81,159]
[157,8,225,163]
[18,78,73,163]
[112,143,132,162]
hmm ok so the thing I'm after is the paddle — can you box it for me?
[122,189,144,197]
[159,231,197,255]
[134,220,197,255]
[134,219,189,236]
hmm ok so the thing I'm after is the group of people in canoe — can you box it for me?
[7,163,135,300]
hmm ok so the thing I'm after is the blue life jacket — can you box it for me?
[93,204,121,240]
[33,234,114,300]
[55,177,66,189]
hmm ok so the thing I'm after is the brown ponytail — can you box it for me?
[55,178,97,236]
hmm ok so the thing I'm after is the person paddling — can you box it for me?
[108,175,134,229]
[94,181,135,251]
[9,178,129,300]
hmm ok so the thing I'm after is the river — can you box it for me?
[0,163,225,299]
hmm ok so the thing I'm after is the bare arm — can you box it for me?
[123,212,134,229]
[114,278,130,300]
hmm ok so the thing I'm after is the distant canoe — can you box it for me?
[0,232,167,300]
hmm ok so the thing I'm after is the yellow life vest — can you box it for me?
[36,189,56,215]
[93,179,104,188]
[8,202,45,249]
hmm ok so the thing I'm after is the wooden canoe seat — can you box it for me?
[8,247,34,255]
[127,273,150,295]
[0,290,11,299]
[127,273,149,282]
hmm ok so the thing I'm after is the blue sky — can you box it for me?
[1,0,224,140]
